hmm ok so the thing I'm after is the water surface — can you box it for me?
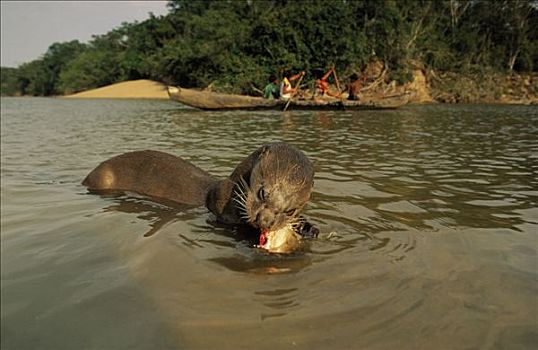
[1,98,537,349]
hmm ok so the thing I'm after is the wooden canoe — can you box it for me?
[167,86,409,111]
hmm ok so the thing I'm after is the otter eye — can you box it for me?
[285,209,296,216]
[258,188,266,201]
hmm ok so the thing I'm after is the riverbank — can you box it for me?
[54,71,536,105]
[355,60,537,105]
[428,70,537,104]
[61,79,169,99]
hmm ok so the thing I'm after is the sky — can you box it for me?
[1,0,169,68]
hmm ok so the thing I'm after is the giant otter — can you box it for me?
[83,142,317,252]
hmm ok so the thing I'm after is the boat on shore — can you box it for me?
[167,86,410,111]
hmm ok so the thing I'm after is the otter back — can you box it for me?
[82,150,215,206]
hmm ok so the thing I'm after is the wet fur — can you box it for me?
[232,143,314,231]
[83,143,314,232]
[82,150,214,206]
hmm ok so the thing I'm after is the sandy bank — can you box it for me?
[62,79,169,99]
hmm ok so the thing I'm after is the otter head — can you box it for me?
[235,143,314,233]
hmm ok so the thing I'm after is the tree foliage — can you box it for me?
[2,40,86,96]
[2,0,536,96]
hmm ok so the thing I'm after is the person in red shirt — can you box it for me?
[314,67,340,99]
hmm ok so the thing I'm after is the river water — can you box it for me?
[1,97,537,349]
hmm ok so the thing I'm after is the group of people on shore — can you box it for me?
[263,67,365,102]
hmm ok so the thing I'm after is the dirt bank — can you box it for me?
[356,60,537,105]
[427,71,537,104]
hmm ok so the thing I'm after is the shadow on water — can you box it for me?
[92,191,195,237]
[86,190,314,274]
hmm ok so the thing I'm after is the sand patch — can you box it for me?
[62,79,169,99]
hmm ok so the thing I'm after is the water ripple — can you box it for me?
[2,99,537,349]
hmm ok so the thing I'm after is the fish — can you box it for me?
[258,223,302,254]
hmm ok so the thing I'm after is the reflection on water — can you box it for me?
[1,98,537,349]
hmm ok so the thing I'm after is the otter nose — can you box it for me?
[256,210,274,229]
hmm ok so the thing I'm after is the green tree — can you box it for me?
[58,31,127,93]
[2,0,537,96]
[58,49,122,94]
[0,67,19,95]
[42,40,87,94]
[16,60,49,96]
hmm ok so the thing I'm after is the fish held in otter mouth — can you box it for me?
[258,224,301,254]
[257,220,318,254]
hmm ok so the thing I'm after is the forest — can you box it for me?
[1,0,537,96]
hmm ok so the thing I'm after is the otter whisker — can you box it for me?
[232,192,248,212]
[233,176,250,195]
[288,216,304,228]
[290,221,302,229]
[232,175,255,223]
[234,190,247,203]
[232,196,246,208]
[290,218,301,225]
[235,203,250,221]
[235,184,248,200]
[233,185,247,200]
[233,196,248,210]
[233,177,251,203]
[239,176,250,191]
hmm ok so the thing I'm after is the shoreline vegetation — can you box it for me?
[1,0,536,104]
